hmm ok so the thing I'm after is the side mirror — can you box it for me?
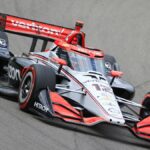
[51,57,67,73]
[110,70,123,78]
[110,70,123,85]
[51,57,67,66]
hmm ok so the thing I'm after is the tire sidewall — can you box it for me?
[19,66,36,110]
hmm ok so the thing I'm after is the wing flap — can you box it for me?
[132,116,150,140]
[0,13,73,41]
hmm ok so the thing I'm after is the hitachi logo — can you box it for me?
[34,102,49,112]
[11,20,62,35]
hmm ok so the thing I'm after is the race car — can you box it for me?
[0,13,150,141]
[0,13,135,100]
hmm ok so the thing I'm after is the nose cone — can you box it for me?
[105,113,125,125]
[83,76,125,125]
[98,94,125,125]
[74,72,125,126]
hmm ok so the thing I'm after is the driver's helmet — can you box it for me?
[70,34,82,46]
[55,47,71,67]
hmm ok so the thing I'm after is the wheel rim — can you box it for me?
[21,76,31,99]
[19,72,34,104]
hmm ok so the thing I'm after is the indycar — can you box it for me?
[0,13,150,141]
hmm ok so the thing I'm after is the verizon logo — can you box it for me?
[11,20,63,35]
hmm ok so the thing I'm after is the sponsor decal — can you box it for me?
[84,79,99,83]
[71,45,102,57]
[84,80,113,94]
[108,107,120,114]
[8,65,21,81]
[34,102,49,112]
[11,19,63,36]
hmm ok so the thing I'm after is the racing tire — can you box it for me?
[0,31,10,76]
[140,92,150,119]
[18,64,56,111]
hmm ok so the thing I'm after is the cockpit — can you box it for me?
[50,44,106,75]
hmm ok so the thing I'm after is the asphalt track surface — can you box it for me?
[0,0,150,149]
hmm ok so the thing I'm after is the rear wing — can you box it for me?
[0,13,85,52]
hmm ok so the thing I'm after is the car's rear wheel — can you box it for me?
[18,64,56,111]
[140,92,150,119]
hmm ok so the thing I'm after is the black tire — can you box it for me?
[140,92,150,119]
[0,31,10,76]
[104,55,120,72]
[18,64,56,111]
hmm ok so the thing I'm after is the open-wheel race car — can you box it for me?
[0,13,150,141]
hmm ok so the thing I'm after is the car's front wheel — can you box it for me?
[18,64,56,111]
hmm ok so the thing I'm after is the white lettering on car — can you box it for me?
[34,102,49,112]
[11,20,63,36]
[8,65,21,81]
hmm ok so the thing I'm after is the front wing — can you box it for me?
[28,88,150,141]
[0,84,150,141]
